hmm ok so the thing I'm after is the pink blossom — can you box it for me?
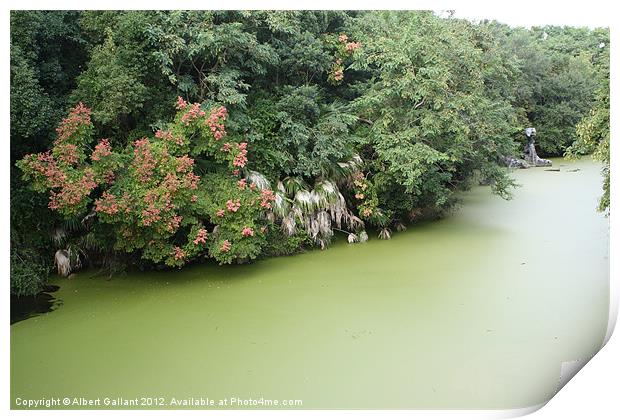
[226,199,241,212]
[173,246,186,260]
[141,204,161,226]
[132,138,156,182]
[176,96,188,110]
[92,139,112,161]
[181,103,206,125]
[155,129,184,146]
[103,170,115,184]
[220,240,231,253]
[216,209,225,217]
[259,189,276,209]
[166,215,183,232]
[261,189,276,201]
[176,156,194,173]
[206,106,228,140]
[346,41,361,52]
[95,192,119,215]
[193,228,208,245]
[48,169,97,211]
[56,143,80,165]
[163,173,181,192]
[55,103,91,144]
[184,172,200,190]
[242,227,254,237]
[24,152,66,188]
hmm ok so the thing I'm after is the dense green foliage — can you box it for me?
[566,44,610,213]
[506,26,608,156]
[11,11,609,295]
[10,11,89,295]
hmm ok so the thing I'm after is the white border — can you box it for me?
[2,1,617,419]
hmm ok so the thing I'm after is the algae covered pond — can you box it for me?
[10,158,609,409]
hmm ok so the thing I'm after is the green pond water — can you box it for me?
[11,158,609,410]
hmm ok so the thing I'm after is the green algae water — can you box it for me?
[11,158,609,409]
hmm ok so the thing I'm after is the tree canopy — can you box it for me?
[10,10,610,295]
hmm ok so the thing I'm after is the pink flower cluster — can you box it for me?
[176,156,194,173]
[23,152,66,188]
[242,227,254,237]
[141,191,172,226]
[48,169,97,211]
[56,143,80,165]
[103,170,115,184]
[233,142,248,168]
[259,189,276,209]
[95,191,120,215]
[193,228,208,245]
[226,199,241,212]
[346,42,361,52]
[55,103,92,144]
[184,172,200,190]
[220,240,231,253]
[92,139,112,161]
[173,246,186,261]
[337,33,361,52]
[155,129,184,146]
[162,173,181,193]
[181,103,207,125]
[141,204,161,226]
[132,138,156,182]
[221,143,232,152]
[166,214,183,233]
[216,209,225,217]
[206,106,228,141]
[237,179,247,189]
[176,96,188,110]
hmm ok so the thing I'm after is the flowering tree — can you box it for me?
[18,99,276,267]
[201,173,274,264]
[17,103,123,217]
[327,33,361,85]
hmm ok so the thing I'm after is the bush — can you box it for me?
[10,249,50,297]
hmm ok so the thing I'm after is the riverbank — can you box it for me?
[11,157,609,409]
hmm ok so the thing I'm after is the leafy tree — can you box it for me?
[11,10,610,290]
[351,12,518,223]
[10,11,88,296]
[566,46,610,213]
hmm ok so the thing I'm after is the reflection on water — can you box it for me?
[10,285,62,324]
[10,158,609,409]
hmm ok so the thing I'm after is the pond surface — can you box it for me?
[11,158,609,409]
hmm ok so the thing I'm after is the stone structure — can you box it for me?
[523,127,552,167]
[503,155,529,169]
